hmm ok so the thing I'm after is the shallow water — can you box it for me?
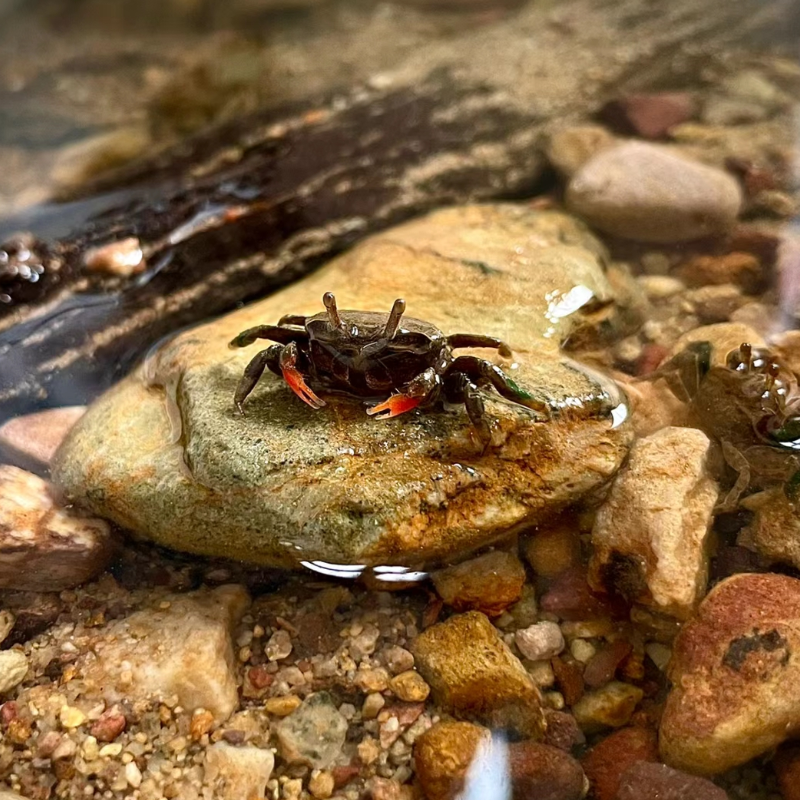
[1,1,800,799]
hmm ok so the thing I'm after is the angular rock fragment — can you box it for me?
[580,726,659,800]
[204,742,275,800]
[660,573,800,774]
[572,682,643,734]
[78,585,249,724]
[566,142,742,242]
[589,427,718,619]
[0,465,115,591]
[276,692,348,769]
[412,611,545,738]
[431,550,526,617]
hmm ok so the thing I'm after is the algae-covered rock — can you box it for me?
[53,204,632,568]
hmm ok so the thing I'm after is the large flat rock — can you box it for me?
[53,204,632,568]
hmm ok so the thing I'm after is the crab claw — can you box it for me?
[281,364,326,409]
[367,393,422,419]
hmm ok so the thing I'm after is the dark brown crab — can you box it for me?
[229,292,541,442]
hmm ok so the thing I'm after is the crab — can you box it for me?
[228,291,542,442]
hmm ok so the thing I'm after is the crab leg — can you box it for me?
[367,368,440,420]
[367,393,424,419]
[279,342,326,410]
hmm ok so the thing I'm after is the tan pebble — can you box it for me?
[81,736,99,760]
[362,692,386,720]
[125,761,143,788]
[523,523,580,578]
[358,737,381,765]
[0,649,28,693]
[389,671,430,702]
[573,682,644,733]
[431,550,527,617]
[412,611,545,739]
[414,721,489,800]
[283,777,303,799]
[570,639,596,664]
[265,695,302,717]
[308,769,335,799]
[59,705,86,729]
[355,667,390,693]
[99,743,123,757]
[190,709,215,740]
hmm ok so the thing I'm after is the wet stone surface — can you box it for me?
[53,203,633,569]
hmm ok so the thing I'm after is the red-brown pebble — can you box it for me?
[89,709,127,743]
[0,701,17,726]
[602,92,695,139]
[615,761,728,800]
[775,743,800,800]
[674,252,765,295]
[551,657,585,707]
[508,741,586,800]
[581,726,659,800]
[540,567,625,621]
[583,640,633,688]
[248,665,274,690]
[543,710,585,752]
[431,550,527,617]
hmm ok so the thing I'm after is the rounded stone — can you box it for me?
[566,142,742,243]
[52,204,632,569]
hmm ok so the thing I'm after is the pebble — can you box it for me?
[589,427,718,619]
[125,761,142,788]
[774,743,800,800]
[362,693,385,720]
[580,726,658,800]
[740,486,800,571]
[204,742,275,800]
[615,761,728,800]
[414,721,586,800]
[0,406,85,472]
[601,92,695,139]
[674,252,764,294]
[308,769,336,799]
[508,740,586,800]
[380,646,415,675]
[266,629,293,661]
[276,692,348,768]
[265,695,302,717]
[522,523,580,578]
[412,611,545,739]
[89,708,126,742]
[0,465,115,591]
[0,611,13,646]
[545,124,617,177]
[0,650,28,694]
[515,622,565,661]
[566,141,742,242]
[431,550,527,617]
[53,204,631,570]
[572,682,644,734]
[389,670,430,702]
[660,572,800,774]
[79,585,249,724]
[59,705,86,729]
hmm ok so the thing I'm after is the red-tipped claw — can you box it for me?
[367,393,422,419]
[282,365,326,409]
